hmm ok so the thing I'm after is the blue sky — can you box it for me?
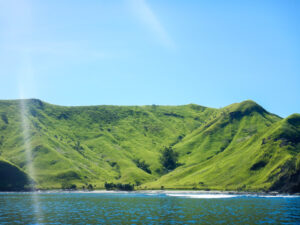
[0,0,299,117]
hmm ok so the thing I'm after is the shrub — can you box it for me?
[61,182,77,190]
[250,160,267,171]
[104,182,134,191]
[133,159,151,174]
[160,147,179,171]
[74,141,84,154]
[1,114,8,124]
[87,184,93,190]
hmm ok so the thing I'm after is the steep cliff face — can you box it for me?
[0,159,31,191]
[268,114,300,193]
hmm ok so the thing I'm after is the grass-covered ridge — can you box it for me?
[0,99,299,193]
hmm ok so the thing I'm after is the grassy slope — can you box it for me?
[146,102,300,192]
[0,99,216,189]
[0,99,299,192]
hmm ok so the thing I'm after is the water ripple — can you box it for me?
[0,192,299,224]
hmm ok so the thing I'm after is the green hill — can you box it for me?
[0,99,299,193]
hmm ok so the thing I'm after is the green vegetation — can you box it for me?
[160,147,179,172]
[133,158,151,174]
[104,182,134,191]
[61,182,77,190]
[0,99,299,193]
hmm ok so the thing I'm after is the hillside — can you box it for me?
[0,99,299,193]
[0,158,32,191]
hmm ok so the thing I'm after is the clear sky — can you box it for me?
[0,0,299,117]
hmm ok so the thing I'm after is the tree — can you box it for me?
[1,114,8,124]
[61,182,77,190]
[104,182,134,191]
[87,184,94,191]
[160,147,179,171]
[133,159,151,174]
[74,141,84,154]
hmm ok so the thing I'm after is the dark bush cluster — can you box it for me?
[160,147,179,171]
[57,113,70,120]
[1,114,8,124]
[61,182,77,190]
[104,182,134,191]
[133,159,151,174]
[250,160,267,171]
[163,112,184,118]
[74,141,84,154]
[82,184,94,191]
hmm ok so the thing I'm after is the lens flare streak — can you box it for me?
[19,99,43,224]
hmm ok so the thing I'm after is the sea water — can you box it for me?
[0,192,299,224]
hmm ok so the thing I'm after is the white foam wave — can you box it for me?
[167,193,300,199]
[167,194,238,199]
[255,195,299,198]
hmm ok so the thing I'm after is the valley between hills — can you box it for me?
[0,99,299,193]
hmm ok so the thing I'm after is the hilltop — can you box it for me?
[0,99,299,193]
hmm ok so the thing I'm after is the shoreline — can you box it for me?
[1,189,299,196]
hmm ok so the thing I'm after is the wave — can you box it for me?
[166,193,300,199]
[167,194,238,199]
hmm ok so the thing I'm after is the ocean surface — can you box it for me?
[0,192,299,224]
